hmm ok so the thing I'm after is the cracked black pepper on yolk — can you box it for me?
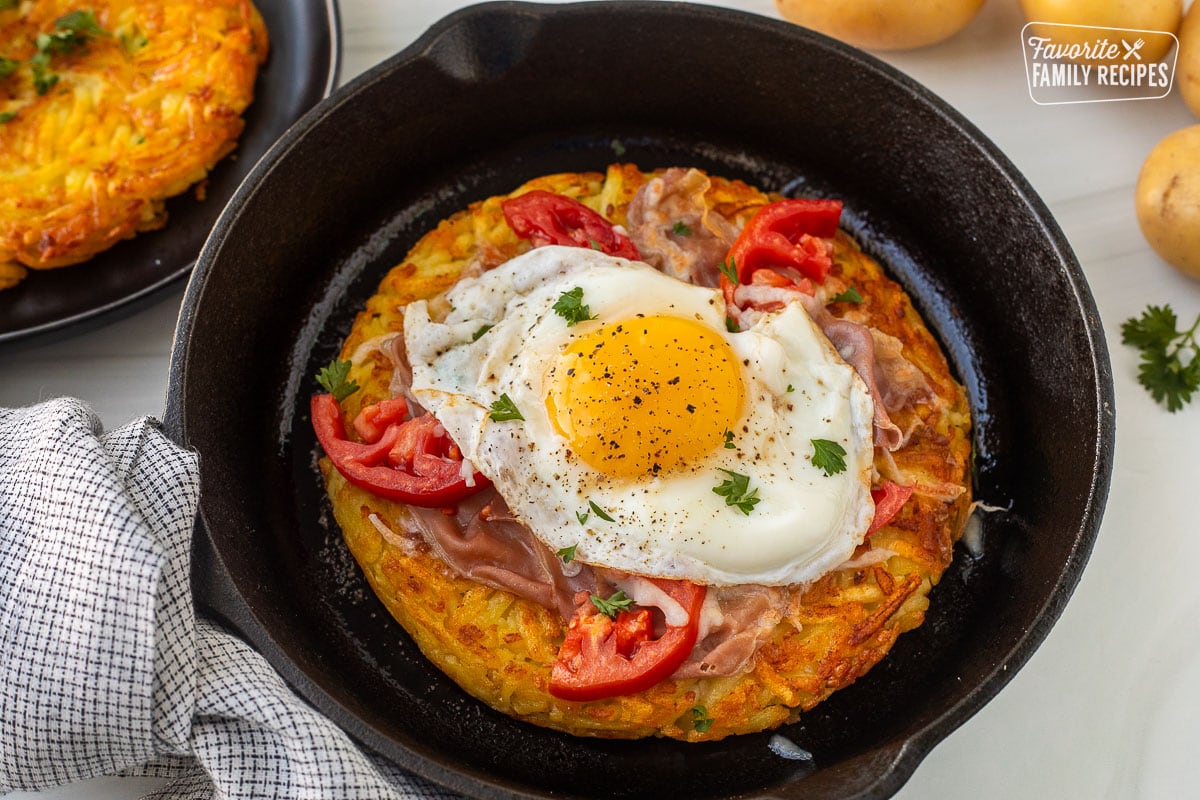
[544,315,744,478]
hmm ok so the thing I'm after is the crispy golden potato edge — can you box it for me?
[0,0,269,285]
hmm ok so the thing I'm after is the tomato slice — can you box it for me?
[867,481,914,535]
[722,198,842,303]
[502,190,641,260]
[352,397,410,444]
[311,393,489,507]
[549,579,706,701]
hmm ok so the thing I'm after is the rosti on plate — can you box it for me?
[312,164,972,741]
[0,0,267,291]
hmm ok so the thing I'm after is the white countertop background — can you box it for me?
[3,0,1199,798]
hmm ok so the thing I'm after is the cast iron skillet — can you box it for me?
[0,0,341,344]
[164,3,1115,798]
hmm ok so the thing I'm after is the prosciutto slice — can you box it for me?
[404,488,594,621]
[674,585,787,678]
[626,168,741,287]
[870,329,934,413]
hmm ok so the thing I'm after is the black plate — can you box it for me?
[165,3,1115,798]
[0,0,341,344]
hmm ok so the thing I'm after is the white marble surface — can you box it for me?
[4,0,1200,798]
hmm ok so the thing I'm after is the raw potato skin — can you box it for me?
[1136,125,1200,279]
[1018,0,1181,64]
[1178,1,1200,118]
[320,165,973,741]
[0,0,268,290]
[774,0,986,51]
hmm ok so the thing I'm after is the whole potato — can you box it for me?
[1177,1,1200,118]
[774,0,986,51]
[1019,0,1181,64]
[1136,125,1200,279]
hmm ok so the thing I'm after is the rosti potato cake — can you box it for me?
[313,165,972,741]
[0,0,267,290]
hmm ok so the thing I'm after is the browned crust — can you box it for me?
[0,0,268,286]
[322,165,972,741]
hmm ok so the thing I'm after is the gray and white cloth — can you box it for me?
[0,398,459,799]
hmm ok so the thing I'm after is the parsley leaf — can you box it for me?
[0,57,17,79]
[0,111,15,123]
[55,10,108,37]
[691,706,714,733]
[30,57,57,95]
[315,359,359,402]
[471,323,493,341]
[488,393,524,421]
[24,11,109,96]
[1122,304,1200,412]
[712,469,760,515]
[0,0,18,10]
[672,220,692,236]
[588,499,614,522]
[811,438,847,475]
[590,590,635,618]
[717,257,739,286]
[830,286,863,304]
[38,12,106,58]
[723,429,735,449]
[576,509,589,525]
[725,316,739,333]
[556,544,577,564]
[552,286,597,326]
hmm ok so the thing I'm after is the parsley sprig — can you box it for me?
[712,468,760,515]
[691,706,714,733]
[830,286,863,304]
[553,286,597,326]
[717,257,739,285]
[1122,304,1200,412]
[315,358,359,402]
[590,590,635,619]
[587,499,614,522]
[488,393,524,421]
[556,544,577,564]
[811,438,847,475]
[30,10,110,95]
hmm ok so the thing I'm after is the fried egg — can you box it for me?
[403,245,875,586]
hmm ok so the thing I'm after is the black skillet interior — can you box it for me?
[166,3,1115,799]
[0,0,340,344]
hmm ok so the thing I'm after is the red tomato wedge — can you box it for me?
[502,190,641,260]
[867,481,914,535]
[351,397,410,444]
[722,198,842,297]
[550,579,706,702]
[311,393,488,507]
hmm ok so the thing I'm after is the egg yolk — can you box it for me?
[545,315,745,478]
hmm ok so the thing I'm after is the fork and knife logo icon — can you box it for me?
[1122,37,1146,60]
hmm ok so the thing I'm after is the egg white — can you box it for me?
[403,245,875,586]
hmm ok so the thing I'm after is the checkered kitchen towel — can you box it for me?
[0,398,460,799]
